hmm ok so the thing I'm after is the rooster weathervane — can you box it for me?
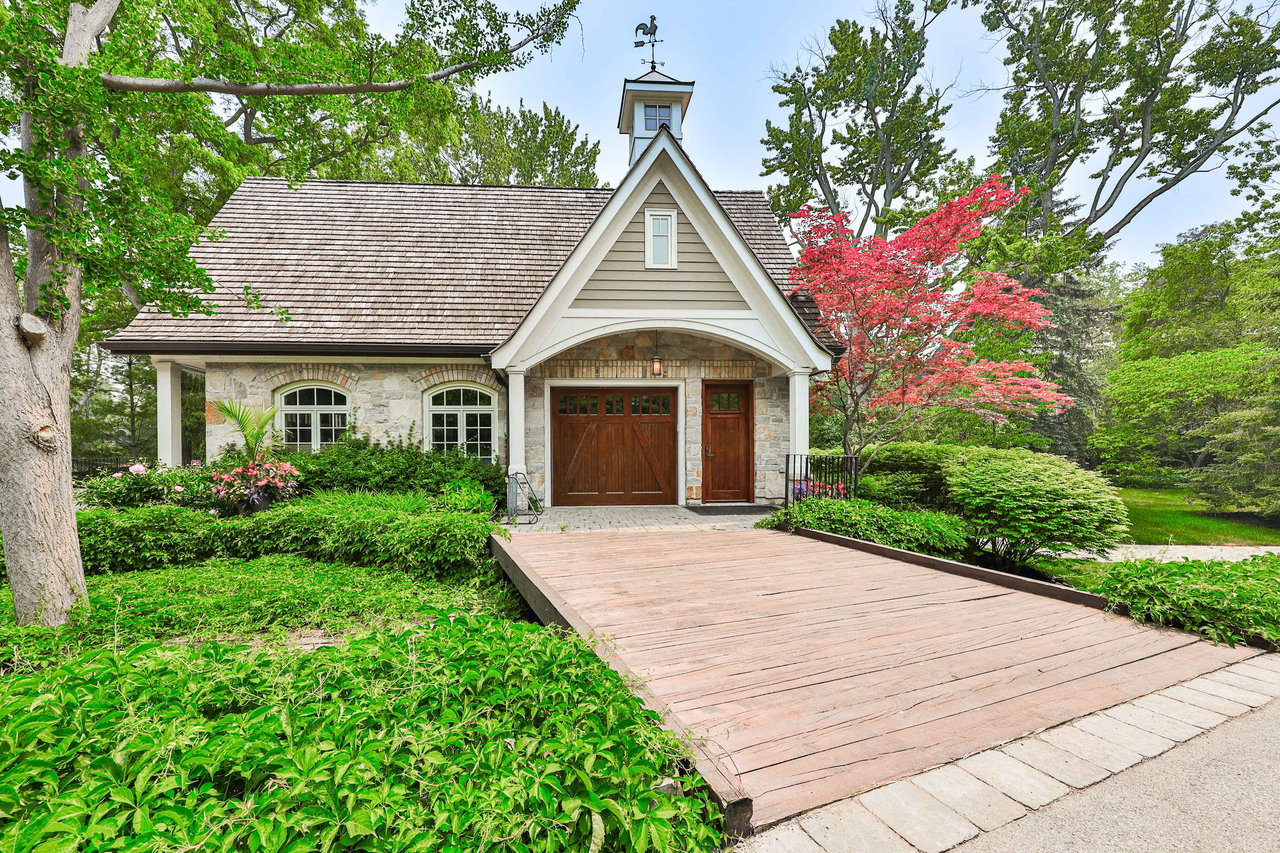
[634,15,663,72]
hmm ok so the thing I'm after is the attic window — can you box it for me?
[644,104,672,131]
[645,209,678,269]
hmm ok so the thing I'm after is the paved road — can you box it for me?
[953,699,1280,853]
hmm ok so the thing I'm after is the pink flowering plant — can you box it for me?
[211,455,300,511]
[79,461,221,510]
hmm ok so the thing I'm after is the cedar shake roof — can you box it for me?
[106,176,817,355]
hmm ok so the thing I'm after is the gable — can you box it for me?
[571,182,748,312]
[491,132,833,374]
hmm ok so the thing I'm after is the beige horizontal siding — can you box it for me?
[572,182,748,311]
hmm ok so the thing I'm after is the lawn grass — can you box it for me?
[1047,552,1280,646]
[1120,487,1280,546]
[0,553,523,675]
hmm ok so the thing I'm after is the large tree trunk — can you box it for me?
[0,316,87,626]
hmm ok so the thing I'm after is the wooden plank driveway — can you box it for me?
[496,528,1255,830]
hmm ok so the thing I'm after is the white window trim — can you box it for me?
[644,208,678,270]
[275,381,351,452]
[643,103,672,132]
[424,382,497,462]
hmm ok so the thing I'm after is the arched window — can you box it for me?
[278,384,350,451]
[426,385,494,461]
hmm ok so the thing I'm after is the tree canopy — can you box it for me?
[0,0,582,626]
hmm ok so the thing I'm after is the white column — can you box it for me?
[154,360,183,467]
[507,369,526,474]
[788,370,811,456]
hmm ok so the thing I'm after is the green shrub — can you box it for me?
[759,498,968,559]
[0,554,521,675]
[0,619,723,850]
[862,442,965,506]
[7,494,497,579]
[220,498,496,579]
[856,471,931,510]
[943,447,1129,567]
[1050,553,1280,646]
[77,505,221,574]
[287,437,506,502]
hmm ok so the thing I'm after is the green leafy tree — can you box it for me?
[0,0,579,626]
[1091,344,1276,478]
[761,0,952,234]
[1195,383,1280,515]
[768,0,1280,455]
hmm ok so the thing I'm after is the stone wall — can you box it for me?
[203,361,506,458]
[527,331,790,504]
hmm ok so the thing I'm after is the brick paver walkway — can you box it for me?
[505,504,774,533]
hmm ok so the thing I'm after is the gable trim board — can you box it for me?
[489,130,832,376]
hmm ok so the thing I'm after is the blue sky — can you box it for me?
[366,0,1268,267]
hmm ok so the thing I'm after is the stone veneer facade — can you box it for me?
[526,331,790,504]
[201,334,790,505]
[203,361,507,458]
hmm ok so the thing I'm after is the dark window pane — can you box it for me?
[333,391,347,406]
[298,388,315,406]
[432,391,446,406]
[283,391,298,405]
[315,388,332,406]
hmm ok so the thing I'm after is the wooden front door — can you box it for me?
[702,382,753,503]
[551,387,678,505]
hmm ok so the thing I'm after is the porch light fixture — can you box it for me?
[651,355,664,377]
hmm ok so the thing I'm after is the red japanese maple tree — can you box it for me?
[790,175,1073,466]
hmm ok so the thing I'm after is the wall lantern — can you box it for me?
[650,355,664,377]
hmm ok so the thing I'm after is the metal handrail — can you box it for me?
[496,471,543,524]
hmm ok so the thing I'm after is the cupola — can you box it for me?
[618,70,695,166]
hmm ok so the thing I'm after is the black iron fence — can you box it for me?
[71,456,148,478]
[784,453,861,508]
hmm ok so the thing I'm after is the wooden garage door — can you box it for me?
[551,388,678,505]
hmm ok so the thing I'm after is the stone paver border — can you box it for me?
[736,655,1280,853]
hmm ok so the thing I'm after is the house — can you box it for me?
[105,71,834,506]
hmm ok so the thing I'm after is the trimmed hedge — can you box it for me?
[759,498,968,559]
[5,493,496,580]
[943,447,1129,566]
[855,472,931,511]
[861,441,964,506]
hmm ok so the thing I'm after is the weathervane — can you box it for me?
[633,15,663,71]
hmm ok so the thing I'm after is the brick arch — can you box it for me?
[263,364,360,392]
[412,366,503,393]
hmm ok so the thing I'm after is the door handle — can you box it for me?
[705,446,713,458]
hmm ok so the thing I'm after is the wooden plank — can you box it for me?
[488,534,755,838]
[495,528,1253,833]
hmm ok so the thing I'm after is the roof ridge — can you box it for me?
[240,176,615,193]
